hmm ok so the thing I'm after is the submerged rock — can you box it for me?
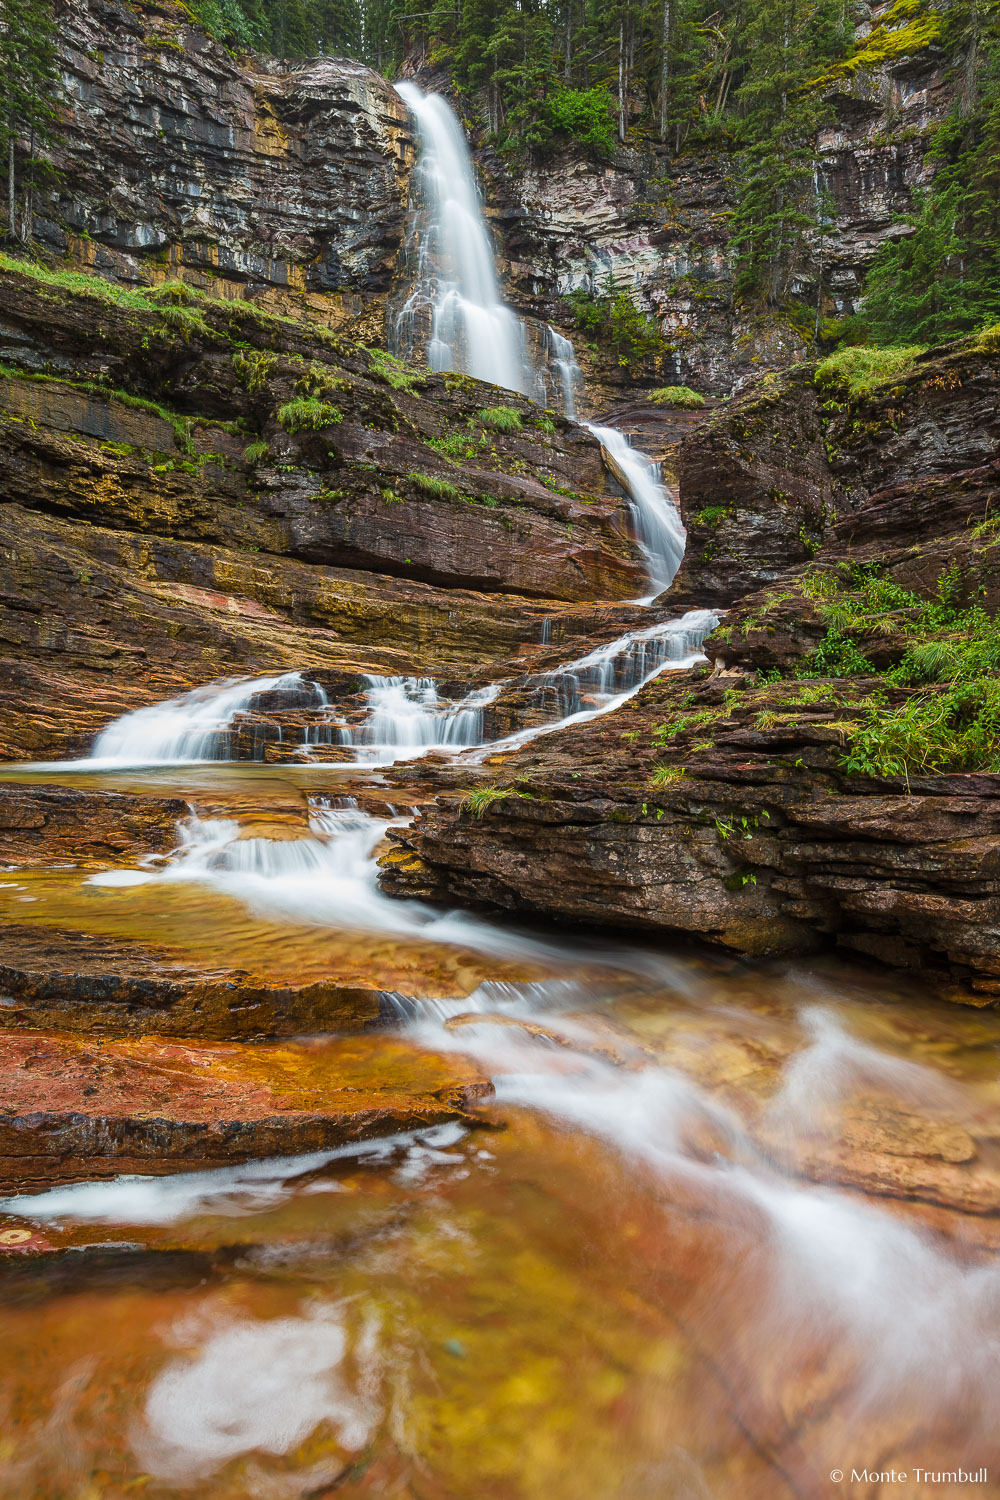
[0,1030,491,1191]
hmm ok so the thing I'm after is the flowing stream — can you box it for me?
[1,88,998,1500]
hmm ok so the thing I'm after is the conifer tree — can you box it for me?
[0,0,61,240]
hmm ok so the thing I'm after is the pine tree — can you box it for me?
[0,0,61,241]
[862,0,1000,344]
[730,0,844,305]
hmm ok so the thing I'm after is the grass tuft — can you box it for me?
[814,344,926,402]
[460,785,513,818]
[477,405,523,434]
[277,397,343,434]
[648,385,705,409]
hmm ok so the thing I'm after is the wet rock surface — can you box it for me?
[0,1029,490,1191]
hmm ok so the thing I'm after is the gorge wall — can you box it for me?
[25,0,958,400]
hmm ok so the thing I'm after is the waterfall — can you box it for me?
[478,608,718,757]
[526,609,718,723]
[392,81,530,395]
[393,81,685,599]
[65,611,716,770]
[586,424,686,599]
[87,672,325,766]
[546,324,582,419]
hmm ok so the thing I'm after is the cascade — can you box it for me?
[70,611,716,769]
[585,423,687,599]
[393,81,685,599]
[351,677,501,765]
[87,672,325,767]
[546,324,583,419]
[523,609,718,724]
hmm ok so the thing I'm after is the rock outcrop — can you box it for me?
[381,336,1000,1000]
[0,263,648,757]
[0,1029,490,1189]
[40,0,411,327]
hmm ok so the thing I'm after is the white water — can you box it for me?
[476,608,717,758]
[49,609,715,770]
[349,677,500,766]
[586,423,686,600]
[546,324,583,419]
[393,81,530,395]
[393,82,685,600]
[75,672,324,768]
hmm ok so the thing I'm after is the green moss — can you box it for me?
[277,397,343,433]
[648,385,705,409]
[814,344,926,402]
[366,347,425,393]
[693,504,733,528]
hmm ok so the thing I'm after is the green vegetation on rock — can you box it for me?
[277,397,343,433]
[649,385,705,408]
[477,406,522,434]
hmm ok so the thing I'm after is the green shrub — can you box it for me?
[649,385,705,409]
[477,406,523,434]
[564,276,667,373]
[277,397,342,433]
[797,628,872,678]
[814,344,926,402]
[543,86,616,156]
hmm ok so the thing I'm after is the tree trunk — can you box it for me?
[658,0,671,141]
[618,19,626,142]
[8,131,15,239]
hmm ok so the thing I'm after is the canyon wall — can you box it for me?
[26,0,957,398]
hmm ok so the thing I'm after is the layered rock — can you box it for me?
[0,1029,490,1189]
[470,13,955,398]
[380,337,1000,998]
[0,264,648,758]
[39,0,411,326]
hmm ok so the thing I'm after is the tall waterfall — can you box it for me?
[393,81,685,599]
[393,82,530,395]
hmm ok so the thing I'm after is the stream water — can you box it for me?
[1,86,998,1500]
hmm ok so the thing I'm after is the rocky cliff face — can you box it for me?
[37,0,411,330]
[0,262,648,758]
[30,0,957,402]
